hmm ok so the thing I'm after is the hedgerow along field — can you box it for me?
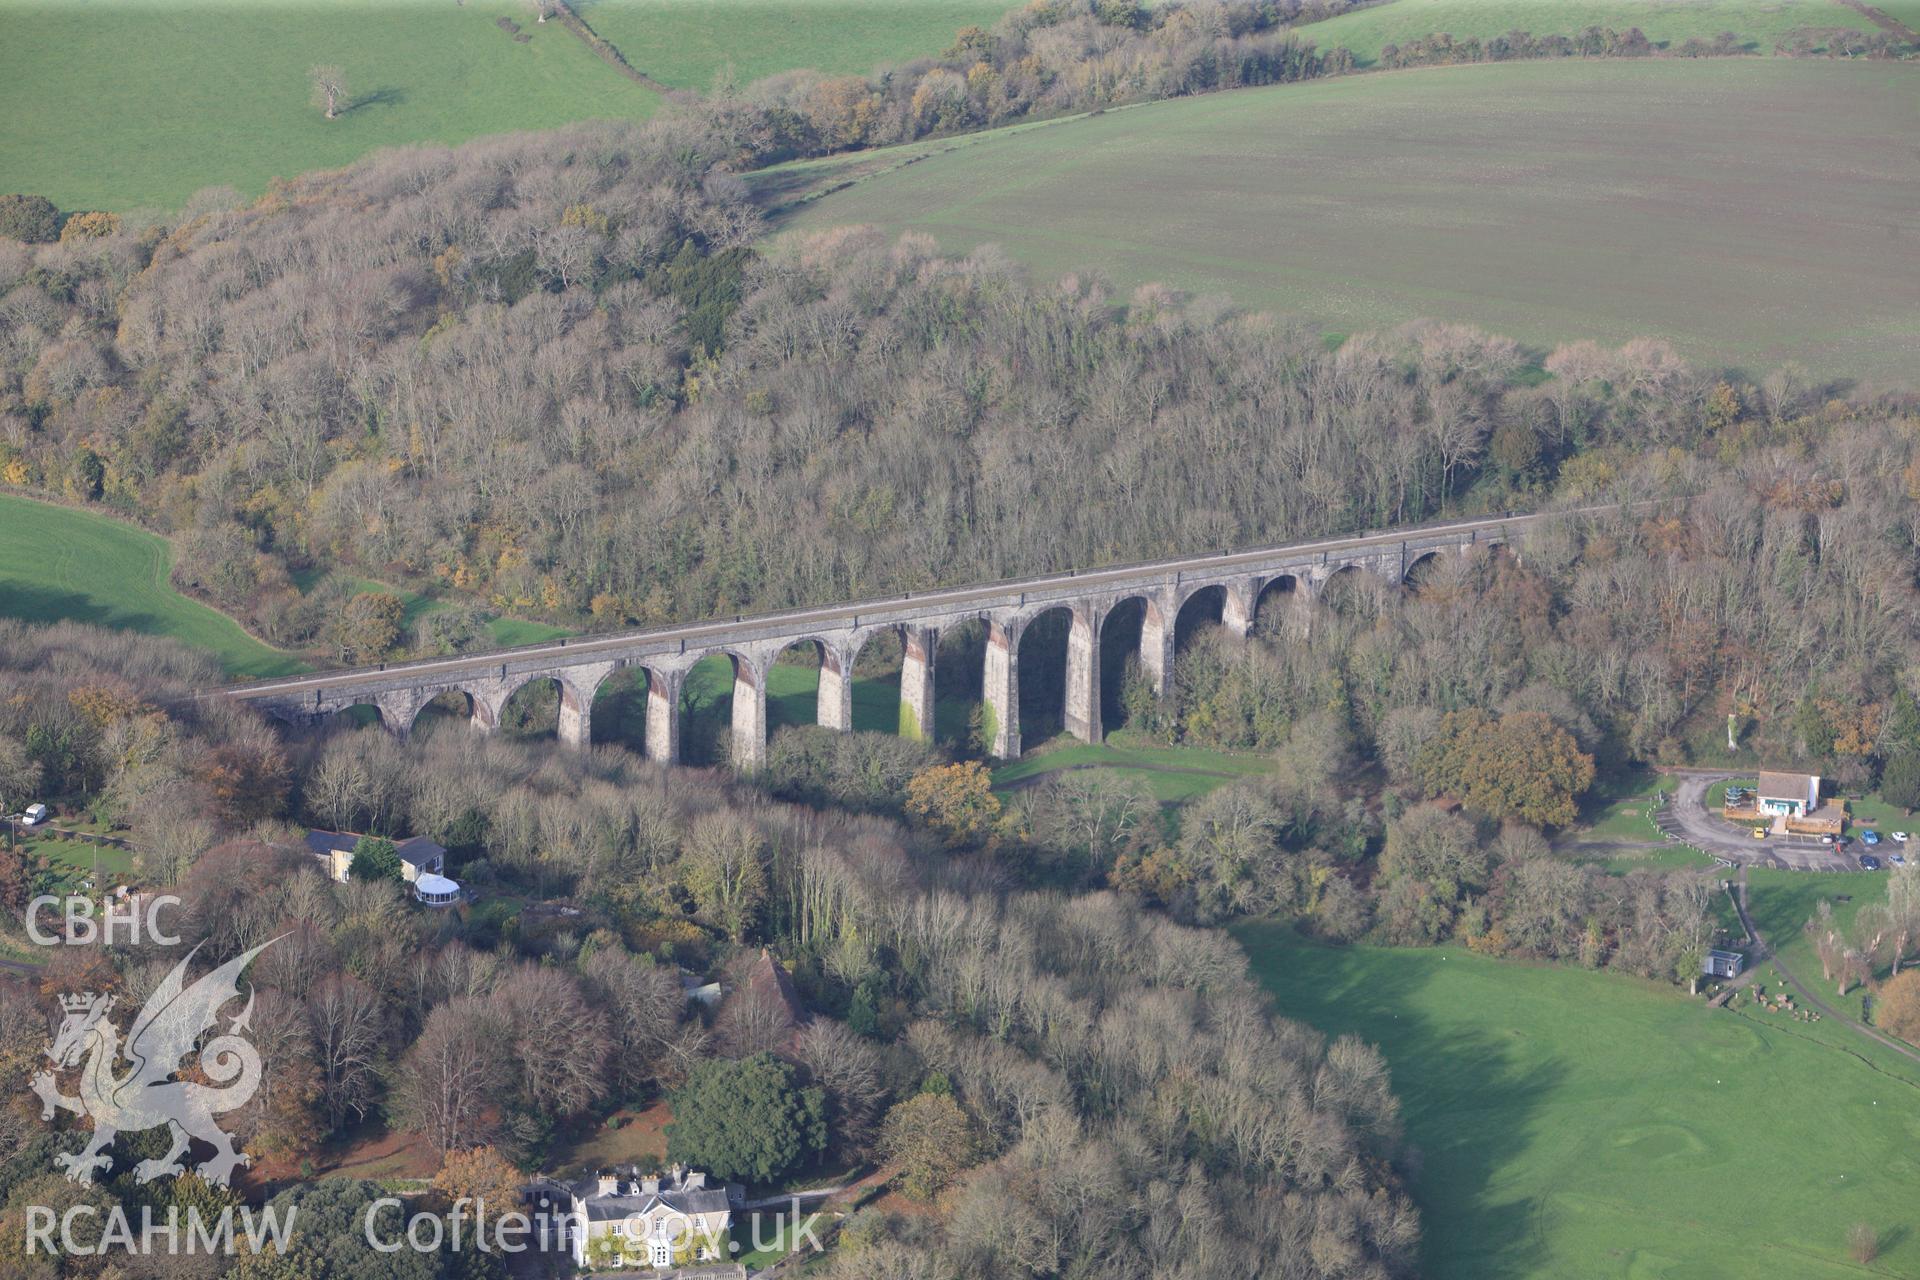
[0,495,304,678]
[574,0,1009,88]
[1238,924,1920,1279]
[771,58,1920,383]
[1294,0,1882,65]
[0,0,659,213]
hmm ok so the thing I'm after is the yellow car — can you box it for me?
[1752,827,1768,839]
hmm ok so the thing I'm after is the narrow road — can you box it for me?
[1730,866,1920,1070]
[1661,773,1853,870]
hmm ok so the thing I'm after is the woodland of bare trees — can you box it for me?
[0,633,1419,1280]
[3,103,1884,668]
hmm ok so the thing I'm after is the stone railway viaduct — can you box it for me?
[223,510,1558,768]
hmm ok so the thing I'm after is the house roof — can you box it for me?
[578,1186,731,1223]
[568,1168,731,1223]
[1756,771,1818,801]
[304,829,446,869]
[743,948,808,1027]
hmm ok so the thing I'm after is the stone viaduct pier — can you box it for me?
[222,510,1552,767]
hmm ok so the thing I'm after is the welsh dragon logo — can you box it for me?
[30,938,279,1187]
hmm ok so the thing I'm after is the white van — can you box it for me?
[21,803,48,827]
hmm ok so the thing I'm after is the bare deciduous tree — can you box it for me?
[309,65,346,120]
[391,996,506,1153]
[491,964,611,1118]
[309,973,385,1129]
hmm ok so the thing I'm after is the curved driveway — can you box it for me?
[1661,772,1857,872]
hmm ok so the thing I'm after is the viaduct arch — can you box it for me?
[222,511,1538,766]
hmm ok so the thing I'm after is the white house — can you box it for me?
[1754,771,1820,819]
[536,1165,735,1269]
[303,829,460,903]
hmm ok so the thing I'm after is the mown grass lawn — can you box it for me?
[775,59,1920,382]
[1575,769,1667,840]
[990,738,1274,804]
[1743,867,1888,995]
[732,1210,828,1268]
[0,494,304,677]
[1838,791,1918,833]
[0,0,658,212]
[1563,842,1715,877]
[20,835,135,886]
[1293,0,1880,66]
[1237,923,1920,1279]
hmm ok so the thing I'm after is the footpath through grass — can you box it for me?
[1238,924,1920,1279]
[0,494,304,678]
[1745,868,1882,997]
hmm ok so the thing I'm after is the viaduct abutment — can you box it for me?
[222,515,1533,767]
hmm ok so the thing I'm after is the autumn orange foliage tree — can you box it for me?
[1876,969,1920,1045]
[904,761,1002,848]
[431,1146,526,1216]
[1416,708,1595,827]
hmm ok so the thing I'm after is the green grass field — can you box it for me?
[1575,770,1666,840]
[0,0,659,212]
[772,58,1920,382]
[0,494,304,677]
[1238,923,1920,1279]
[1295,0,1880,65]
[575,0,1004,88]
[990,738,1274,802]
[21,835,136,885]
[1744,867,1888,996]
[1877,0,1920,29]
[1838,790,1916,832]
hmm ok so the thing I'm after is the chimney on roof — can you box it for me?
[683,1171,705,1190]
[640,1173,660,1194]
[597,1173,618,1197]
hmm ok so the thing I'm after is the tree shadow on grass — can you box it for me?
[1238,924,1565,1280]
[0,583,167,637]
[346,87,407,114]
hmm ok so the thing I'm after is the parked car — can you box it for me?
[20,803,47,827]
[1893,831,1910,843]
[1863,830,1881,846]
[1820,833,1835,845]
[1892,854,1907,867]
[1752,828,1768,840]
[1861,855,1883,871]
[1837,836,1853,849]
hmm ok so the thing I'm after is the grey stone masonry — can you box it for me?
[216,508,1568,762]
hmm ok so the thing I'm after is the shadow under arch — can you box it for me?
[933,618,986,750]
[1014,605,1075,747]
[1252,573,1300,636]
[1173,583,1227,654]
[498,674,564,741]
[410,689,477,741]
